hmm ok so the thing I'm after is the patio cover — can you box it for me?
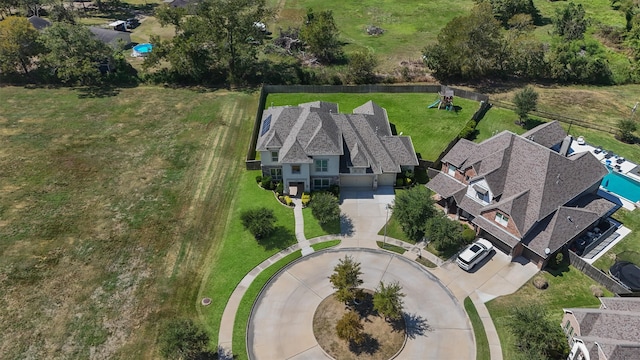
[426,172,466,198]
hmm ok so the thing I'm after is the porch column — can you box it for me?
[443,197,449,214]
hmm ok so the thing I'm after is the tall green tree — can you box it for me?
[310,192,340,225]
[554,2,588,40]
[335,311,364,345]
[39,23,112,85]
[373,281,405,321]
[507,304,569,358]
[391,186,436,240]
[159,318,210,360]
[347,50,378,84]
[424,215,464,251]
[147,0,270,85]
[548,39,613,84]
[477,0,541,27]
[422,3,504,79]
[0,16,42,75]
[513,86,538,124]
[329,255,363,304]
[299,8,343,63]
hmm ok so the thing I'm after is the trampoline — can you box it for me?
[610,261,640,291]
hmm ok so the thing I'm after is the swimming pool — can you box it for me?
[132,43,152,57]
[601,171,640,203]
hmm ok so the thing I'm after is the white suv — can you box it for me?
[456,238,494,271]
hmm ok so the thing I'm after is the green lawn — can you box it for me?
[378,215,414,244]
[266,93,480,161]
[464,297,490,360]
[303,207,341,239]
[486,267,612,360]
[268,0,475,72]
[593,209,640,270]
[376,241,407,254]
[199,170,298,344]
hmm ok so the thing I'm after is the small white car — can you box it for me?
[456,238,494,271]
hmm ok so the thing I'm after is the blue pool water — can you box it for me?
[133,43,152,54]
[602,171,640,202]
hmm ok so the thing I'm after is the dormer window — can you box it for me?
[271,151,278,162]
[495,213,509,227]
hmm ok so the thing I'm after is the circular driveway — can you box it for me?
[247,249,474,359]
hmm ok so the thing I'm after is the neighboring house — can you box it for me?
[88,27,131,47]
[426,121,615,267]
[27,16,52,31]
[562,297,640,360]
[256,101,418,195]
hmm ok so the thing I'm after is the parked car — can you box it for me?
[456,238,493,271]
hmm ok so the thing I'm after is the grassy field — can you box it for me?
[266,93,479,161]
[486,267,612,360]
[0,86,257,358]
[269,0,475,72]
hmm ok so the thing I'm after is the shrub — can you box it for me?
[461,227,476,243]
[396,178,405,187]
[328,184,340,198]
[240,207,276,239]
[459,120,477,139]
[425,215,464,251]
[256,175,262,183]
[301,193,311,207]
[159,318,209,360]
[405,178,413,186]
[533,276,549,290]
[284,196,293,206]
[590,285,604,297]
[275,182,284,195]
[278,195,285,204]
[261,176,273,190]
[310,192,340,224]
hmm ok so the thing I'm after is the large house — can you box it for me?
[562,297,640,360]
[256,101,418,195]
[426,121,616,266]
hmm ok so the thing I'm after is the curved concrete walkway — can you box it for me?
[248,248,474,359]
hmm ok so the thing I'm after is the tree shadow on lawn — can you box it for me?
[545,258,571,277]
[258,226,296,251]
[321,217,341,235]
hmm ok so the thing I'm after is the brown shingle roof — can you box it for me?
[426,172,467,198]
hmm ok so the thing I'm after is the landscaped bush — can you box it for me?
[301,193,311,207]
[328,184,340,198]
[590,285,604,297]
[284,196,293,206]
[396,178,405,187]
[461,227,476,243]
[275,182,284,195]
[261,176,273,190]
[533,276,549,290]
[256,175,262,183]
[240,207,276,239]
[310,192,340,224]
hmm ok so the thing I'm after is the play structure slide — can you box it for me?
[428,99,441,108]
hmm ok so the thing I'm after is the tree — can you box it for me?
[373,281,405,321]
[49,2,76,24]
[147,0,270,85]
[347,50,378,84]
[39,22,112,85]
[240,207,276,239]
[424,215,464,251]
[554,2,588,40]
[159,318,210,360]
[329,255,363,304]
[0,16,42,75]
[299,8,343,63]
[617,118,637,143]
[513,86,538,124]
[391,186,436,241]
[335,311,364,345]
[310,192,340,225]
[507,304,569,358]
[478,0,541,27]
[548,39,613,84]
[422,3,504,79]
[503,31,548,79]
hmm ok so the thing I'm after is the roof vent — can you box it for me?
[567,216,573,223]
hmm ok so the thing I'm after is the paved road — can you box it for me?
[247,249,475,360]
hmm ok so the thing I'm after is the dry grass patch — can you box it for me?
[313,291,405,360]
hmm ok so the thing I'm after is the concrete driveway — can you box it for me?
[430,250,539,303]
[339,186,395,238]
[247,249,474,360]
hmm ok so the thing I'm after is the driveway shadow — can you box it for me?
[340,214,354,236]
[404,313,431,339]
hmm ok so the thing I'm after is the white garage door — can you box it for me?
[378,174,396,186]
[340,175,374,188]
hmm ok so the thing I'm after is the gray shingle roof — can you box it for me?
[28,16,51,31]
[569,307,640,346]
[257,101,417,172]
[88,27,131,46]
[600,297,640,312]
[521,120,567,148]
[427,172,466,198]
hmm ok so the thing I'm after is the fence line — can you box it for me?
[492,100,617,135]
[567,252,631,294]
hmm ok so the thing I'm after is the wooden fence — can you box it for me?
[568,251,631,294]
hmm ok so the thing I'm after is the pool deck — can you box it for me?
[571,141,640,210]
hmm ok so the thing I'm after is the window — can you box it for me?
[495,213,509,227]
[448,164,457,176]
[315,159,328,172]
[270,168,282,181]
[271,151,278,162]
[351,168,365,174]
[314,178,330,189]
[292,165,301,174]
